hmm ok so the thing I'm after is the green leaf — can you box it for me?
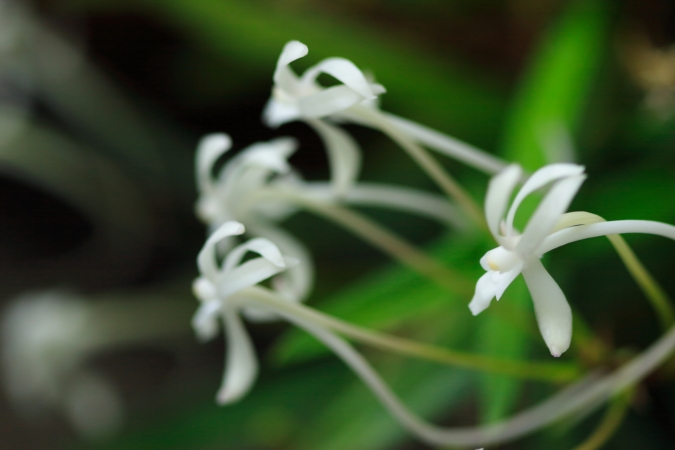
[501,0,611,170]
[129,0,506,146]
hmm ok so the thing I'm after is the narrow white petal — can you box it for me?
[516,174,586,257]
[196,133,231,194]
[299,85,366,118]
[197,221,245,279]
[216,308,258,404]
[468,272,498,315]
[485,165,522,245]
[262,97,301,128]
[247,222,314,302]
[540,219,675,255]
[468,264,522,315]
[217,257,288,299]
[273,41,308,92]
[505,163,584,238]
[521,259,572,357]
[306,118,361,196]
[223,237,286,273]
[301,57,378,99]
[240,137,298,174]
[381,112,507,175]
[191,299,221,342]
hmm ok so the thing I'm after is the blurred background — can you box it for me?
[2,0,675,448]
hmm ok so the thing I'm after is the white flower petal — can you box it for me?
[516,174,586,258]
[272,40,308,92]
[197,221,245,279]
[196,133,232,191]
[468,272,498,315]
[216,308,258,404]
[262,97,301,128]
[223,237,286,273]
[247,222,314,302]
[468,264,522,315]
[301,57,379,99]
[505,163,584,238]
[299,85,367,119]
[540,219,675,255]
[521,259,572,357]
[485,164,522,245]
[217,257,288,300]
[191,299,221,342]
[240,137,298,174]
[306,118,361,196]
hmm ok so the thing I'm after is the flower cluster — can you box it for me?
[190,39,675,448]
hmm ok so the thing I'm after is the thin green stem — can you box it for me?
[572,387,633,450]
[246,286,582,383]
[347,105,487,229]
[556,212,675,330]
[251,188,471,293]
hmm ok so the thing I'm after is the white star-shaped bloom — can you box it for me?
[192,221,299,404]
[469,163,586,357]
[262,40,386,196]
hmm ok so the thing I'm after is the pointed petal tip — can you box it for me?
[279,40,308,66]
[198,133,231,154]
[547,343,567,358]
[215,388,237,405]
[468,300,485,316]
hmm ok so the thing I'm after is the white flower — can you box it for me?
[262,40,385,128]
[194,133,314,302]
[194,133,467,301]
[263,40,507,177]
[192,221,299,404]
[263,40,385,196]
[195,133,298,230]
[1,291,123,439]
[469,163,586,357]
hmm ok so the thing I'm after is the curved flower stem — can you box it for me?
[572,387,633,450]
[345,105,487,229]
[555,212,675,330]
[260,282,675,448]
[379,111,508,175]
[250,188,470,293]
[245,286,581,383]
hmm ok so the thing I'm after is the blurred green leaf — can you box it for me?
[501,0,611,170]
[125,0,507,147]
[474,277,531,423]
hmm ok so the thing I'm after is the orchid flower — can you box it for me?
[191,221,302,404]
[469,162,675,357]
[195,132,469,299]
[469,163,586,357]
[0,291,124,439]
[263,40,384,195]
[263,40,506,177]
[195,133,299,231]
[1,289,189,439]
